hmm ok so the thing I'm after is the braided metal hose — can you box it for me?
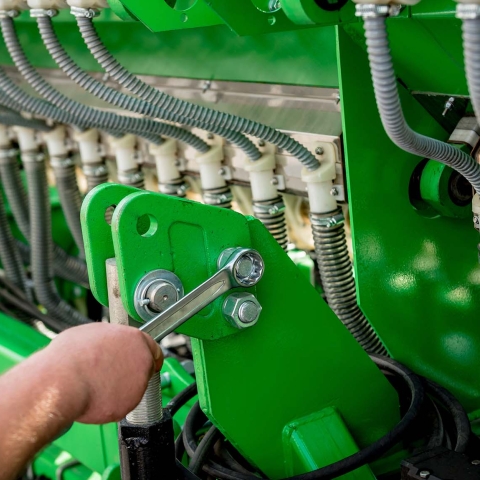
[51,157,84,257]
[203,186,233,209]
[360,12,480,194]
[253,196,288,251]
[311,209,387,355]
[74,13,318,170]
[36,14,261,162]
[23,152,90,326]
[0,16,210,152]
[83,163,109,192]
[0,150,89,285]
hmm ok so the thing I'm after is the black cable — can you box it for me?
[424,378,471,453]
[183,401,208,458]
[167,382,198,417]
[189,426,222,476]
[426,399,445,449]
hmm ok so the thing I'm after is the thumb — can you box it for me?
[141,332,164,373]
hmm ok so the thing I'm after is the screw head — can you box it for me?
[223,293,262,329]
[258,140,266,147]
[472,460,480,465]
[419,471,430,479]
[330,187,339,196]
[233,251,264,287]
[315,147,324,155]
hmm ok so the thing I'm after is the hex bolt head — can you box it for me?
[146,281,179,313]
[472,460,480,466]
[419,471,430,479]
[223,293,262,329]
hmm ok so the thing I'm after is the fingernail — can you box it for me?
[154,342,162,360]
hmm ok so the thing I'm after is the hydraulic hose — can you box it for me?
[51,158,84,257]
[360,12,480,194]
[23,152,90,326]
[36,14,261,161]
[0,152,89,285]
[0,15,210,153]
[74,12,319,170]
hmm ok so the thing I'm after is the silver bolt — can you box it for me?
[146,281,179,313]
[419,471,430,479]
[315,147,324,155]
[236,256,255,278]
[268,206,279,215]
[271,177,279,186]
[258,140,266,147]
[139,298,150,306]
[207,133,214,140]
[238,301,261,323]
[442,97,455,116]
[330,187,339,196]
[269,0,281,11]
[474,216,480,225]
[218,167,226,177]
[472,460,480,465]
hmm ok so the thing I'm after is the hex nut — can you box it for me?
[223,292,262,329]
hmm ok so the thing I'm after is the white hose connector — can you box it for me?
[66,0,106,8]
[353,0,420,4]
[245,153,278,202]
[149,139,180,185]
[302,143,337,215]
[74,129,102,166]
[0,125,10,149]
[196,145,226,190]
[0,0,28,11]
[110,134,138,173]
[27,0,67,8]
[43,125,68,159]
[13,126,37,153]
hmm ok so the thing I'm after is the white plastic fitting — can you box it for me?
[66,0,107,8]
[245,153,278,202]
[13,126,37,152]
[457,0,480,4]
[149,139,181,184]
[74,128,102,165]
[0,125,10,149]
[302,142,338,215]
[0,0,28,10]
[110,134,138,173]
[27,0,67,8]
[473,194,480,216]
[196,145,226,190]
[43,125,68,158]
[354,0,420,4]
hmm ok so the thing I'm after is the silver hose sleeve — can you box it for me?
[363,16,480,194]
[36,15,260,160]
[0,153,89,285]
[51,158,84,257]
[75,15,318,170]
[23,153,90,326]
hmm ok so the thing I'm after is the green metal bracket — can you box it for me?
[82,188,400,477]
[282,406,375,479]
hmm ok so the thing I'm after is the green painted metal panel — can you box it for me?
[337,26,480,413]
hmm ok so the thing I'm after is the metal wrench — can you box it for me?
[139,248,264,341]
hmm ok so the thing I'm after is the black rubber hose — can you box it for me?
[0,15,210,152]
[183,401,208,458]
[37,14,261,161]
[23,154,90,326]
[425,378,471,453]
[51,160,84,257]
[0,108,53,132]
[75,13,318,170]
[189,426,222,476]
[167,382,198,417]
[0,154,89,285]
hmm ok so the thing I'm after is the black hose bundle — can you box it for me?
[173,355,471,480]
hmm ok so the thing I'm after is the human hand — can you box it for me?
[47,323,163,424]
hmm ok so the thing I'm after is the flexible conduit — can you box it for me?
[362,15,480,194]
[23,153,90,326]
[36,15,262,161]
[74,13,319,170]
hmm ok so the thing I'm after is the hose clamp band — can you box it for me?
[0,148,18,164]
[22,151,45,163]
[253,201,286,216]
[30,8,58,18]
[203,190,233,205]
[70,6,100,18]
[456,4,480,20]
[159,181,188,196]
[118,170,144,185]
[50,156,75,168]
[310,212,345,228]
[83,164,108,177]
[0,9,19,18]
[355,4,401,18]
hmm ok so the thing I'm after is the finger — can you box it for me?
[141,332,164,373]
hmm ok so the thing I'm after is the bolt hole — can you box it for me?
[105,205,116,225]
[163,295,169,301]
[164,0,196,10]
[267,15,276,25]
[136,214,158,238]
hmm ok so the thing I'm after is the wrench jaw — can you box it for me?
[217,247,265,288]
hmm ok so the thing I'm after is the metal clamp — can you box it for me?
[50,155,75,168]
[139,248,264,341]
[457,4,480,20]
[253,201,286,216]
[30,8,58,18]
[355,4,402,18]
[70,6,100,18]
[310,212,345,228]
[21,151,45,163]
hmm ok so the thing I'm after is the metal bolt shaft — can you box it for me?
[126,372,163,425]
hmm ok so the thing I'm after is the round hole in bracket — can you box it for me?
[267,15,276,25]
[136,214,158,238]
[105,205,116,226]
[164,0,197,11]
